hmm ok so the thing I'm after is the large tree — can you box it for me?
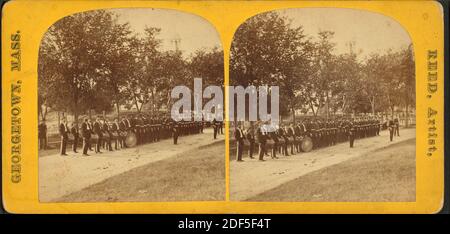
[230,11,313,120]
[39,10,133,123]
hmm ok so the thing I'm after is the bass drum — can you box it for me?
[300,136,314,152]
[125,131,137,148]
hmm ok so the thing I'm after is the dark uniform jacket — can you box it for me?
[256,127,267,144]
[245,129,255,142]
[93,121,103,137]
[59,123,69,138]
[172,122,179,136]
[269,128,279,143]
[81,122,91,138]
[102,122,111,137]
[235,128,245,142]
[70,125,79,138]
[38,123,47,138]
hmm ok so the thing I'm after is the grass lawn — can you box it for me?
[248,138,416,202]
[56,141,225,202]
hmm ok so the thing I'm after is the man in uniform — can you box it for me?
[123,115,132,131]
[376,118,381,136]
[268,124,279,159]
[245,124,255,159]
[120,117,129,148]
[200,118,204,133]
[70,122,79,153]
[294,123,301,153]
[277,124,288,156]
[235,124,245,162]
[102,118,113,151]
[297,120,307,151]
[111,118,122,150]
[212,118,218,139]
[256,123,267,161]
[59,118,69,156]
[38,120,47,150]
[81,118,91,156]
[348,119,356,148]
[172,121,179,145]
[394,118,400,136]
[388,119,395,142]
[93,117,103,153]
[87,119,94,151]
[135,115,143,145]
[287,123,296,155]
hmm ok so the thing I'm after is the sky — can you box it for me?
[278,8,412,59]
[111,8,222,57]
[110,8,411,60]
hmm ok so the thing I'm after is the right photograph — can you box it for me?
[229,8,416,202]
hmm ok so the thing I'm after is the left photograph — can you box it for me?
[38,8,225,202]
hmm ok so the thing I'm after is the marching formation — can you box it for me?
[234,117,400,162]
[38,114,225,156]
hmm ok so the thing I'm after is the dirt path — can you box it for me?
[230,128,415,201]
[39,128,224,202]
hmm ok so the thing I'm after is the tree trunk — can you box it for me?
[151,89,156,115]
[73,82,79,125]
[74,112,79,126]
[371,96,375,115]
[292,107,296,124]
[116,102,120,119]
[405,104,409,128]
[133,95,141,113]
[39,105,48,121]
[44,106,48,121]
[308,99,316,117]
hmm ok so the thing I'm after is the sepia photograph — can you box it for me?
[229,8,416,202]
[37,8,225,202]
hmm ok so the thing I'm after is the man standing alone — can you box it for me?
[235,124,245,162]
[59,118,69,156]
[38,120,47,150]
[81,118,91,156]
[70,122,79,153]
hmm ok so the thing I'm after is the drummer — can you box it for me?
[111,118,122,150]
[81,118,91,156]
[256,122,267,161]
[102,118,113,151]
[286,123,296,155]
[279,123,290,156]
[93,117,103,154]
[234,123,245,162]
[245,124,255,159]
[268,124,279,159]
[294,123,302,153]
[120,117,128,148]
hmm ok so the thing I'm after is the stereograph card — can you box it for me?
[1,0,446,214]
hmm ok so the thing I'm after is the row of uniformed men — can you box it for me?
[235,118,382,161]
[56,114,207,156]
